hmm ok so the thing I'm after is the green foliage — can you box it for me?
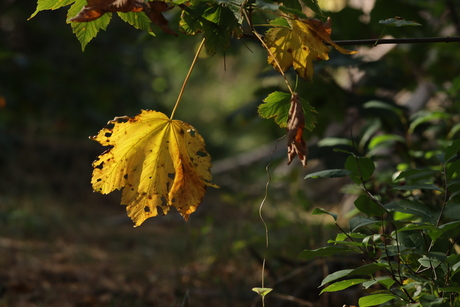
[258,91,317,131]
[305,111,460,305]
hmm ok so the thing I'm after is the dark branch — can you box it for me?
[329,36,460,46]
[242,33,460,46]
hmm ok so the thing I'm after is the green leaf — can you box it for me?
[379,18,422,27]
[252,287,273,296]
[320,269,353,287]
[362,277,395,290]
[354,195,386,217]
[349,216,380,232]
[395,168,438,181]
[305,169,351,179]
[363,100,403,116]
[258,91,317,131]
[67,0,112,50]
[409,111,449,134]
[439,287,460,293]
[418,253,446,268]
[215,0,245,24]
[384,200,435,222]
[358,293,397,307]
[445,139,460,163]
[318,137,353,147]
[320,278,368,294]
[201,5,242,55]
[368,134,405,150]
[345,156,375,184]
[447,160,460,181]
[299,246,353,260]
[391,184,443,192]
[180,3,242,55]
[349,263,389,276]
[118,12,155,35]
[311,207,338,221]
[29,0,76,19]
[269,17,291,28]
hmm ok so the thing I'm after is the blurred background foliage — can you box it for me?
[1,0,459,306]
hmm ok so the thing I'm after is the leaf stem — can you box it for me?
[170,37,206,120]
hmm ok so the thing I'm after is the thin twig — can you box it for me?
[170,37,206,119]
[241,34,460,45]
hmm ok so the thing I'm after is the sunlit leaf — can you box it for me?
[29,0,76,19]
[320,278,367,294]
[90,110,218,226]
[358,293,397,307]
[264,17,356,80]
[252,287,273,296]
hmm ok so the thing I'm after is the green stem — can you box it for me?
[170,37,206,120]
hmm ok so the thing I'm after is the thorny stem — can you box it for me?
[170,37,206,120]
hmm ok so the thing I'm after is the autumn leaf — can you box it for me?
[70,0,177,36]
[258,91,316,167]
[90,110,218,226]
[287,93,308,166]
[264,17,356,80]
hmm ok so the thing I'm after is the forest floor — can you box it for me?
[0,139,360,307]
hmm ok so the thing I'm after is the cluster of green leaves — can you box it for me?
[303,92,460,306]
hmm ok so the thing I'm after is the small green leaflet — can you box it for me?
[252,287,273,296]
[358,293,397,307]
[320,278,368,294]
[311,207,338,221]
[118,12,155,36]
[258,91,316,131]
[29,0,76,19]
[379,18,421,27]
[67,0,112,51]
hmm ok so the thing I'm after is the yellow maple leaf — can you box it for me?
[90,110,218,226]
[264,17,357,80]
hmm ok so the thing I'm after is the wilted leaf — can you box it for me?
[90,110,218,226]
[287,93,308,166]
[264,17,356,80]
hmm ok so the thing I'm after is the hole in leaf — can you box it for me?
[187,129,196,137]
[105,132,112,137]
[156,206,165,215]
[123,174,128,180]
[196,151,207,157]
[168,173,175,179]
[144,206,150,212]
